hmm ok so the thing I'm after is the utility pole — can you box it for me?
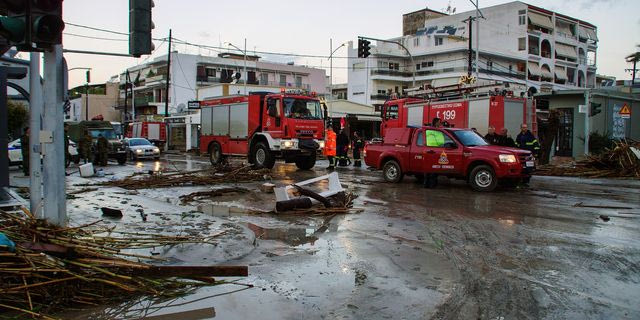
[164,29,172,117]
[42,45,66,225]
[584,89,590,156]
[475,0,480,78]
[124,70,128,121]
[29,53,43,216]
[466,16,474,77]
[84,70,90,120]
[243,38,247,95]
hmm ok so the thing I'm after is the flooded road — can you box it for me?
[8,154,640,319]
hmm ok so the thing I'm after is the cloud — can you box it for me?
[198,31,212,39]
[579,0,617,10]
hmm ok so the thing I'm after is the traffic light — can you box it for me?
[129,0,154,57]
[0,0,64,51]
[357,38,371,58]
[589,102,602,117]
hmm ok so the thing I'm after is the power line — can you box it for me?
[65,22,130,36]
[64,32,128,42]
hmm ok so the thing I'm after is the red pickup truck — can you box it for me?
[364,127,535,192]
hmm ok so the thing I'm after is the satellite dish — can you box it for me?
[177,103,186,113]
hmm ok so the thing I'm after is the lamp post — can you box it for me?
[69,67,92,120]
[328,39,347,117]
[225,40,248,95]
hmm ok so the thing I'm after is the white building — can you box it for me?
[117,52,327,121]
[348,1,598,109]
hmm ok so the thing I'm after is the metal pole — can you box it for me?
[475,0,480,78]
[0,68,8,195]
[584,89,590,156]
[132,83,136,121]
[29,53,43,216]
[329,38,333,116]
[42,45,66,225]
[467,17,473,77]
[243,38,247,95]
[165,29,172,117]
[84,82,89,120]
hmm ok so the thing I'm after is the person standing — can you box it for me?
[352,132,364,167]
[484,126,501,145]
[336,129,350,167]
[97,134,109,166]
[431,117,442,128]
[20,127,29,176]
[324,126,336,170]
[499,128,516,147]
[80,129,93,164]
[516,124,540,156]
[64,125,70,166]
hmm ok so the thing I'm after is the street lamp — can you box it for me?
[225,39,247,95]
[328,39,347,118]
[69,67,92,120]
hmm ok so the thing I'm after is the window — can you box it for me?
[425,130,454,147]
[279,75,286,86]
[352,62,365,71]
[416,131,424,146]
[295,76,302,88]
[519,15,526,25]
[384,104,398,120]
[416,63,421,71]
[394,63,400,70]
[413,37,420,47]
[260,73,268,85]
[487,60,493,70]
[518,37,526,51]
[283,98,321,119]
[435,38,443,46]
[267,98,281,117]
[206,68,216,77]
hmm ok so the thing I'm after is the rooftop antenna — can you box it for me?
[444,1,456,14]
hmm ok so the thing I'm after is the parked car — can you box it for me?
[123,138,161,161]
[8,139,79,168]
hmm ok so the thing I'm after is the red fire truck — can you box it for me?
[381,94,536,137]
[199,91,325,169]
[125,122,167,147]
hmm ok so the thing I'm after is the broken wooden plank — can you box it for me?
[275,198,312,212]
[293,185,332,208]
[128,265,248,277]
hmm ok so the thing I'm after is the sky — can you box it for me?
[28,0,640,89]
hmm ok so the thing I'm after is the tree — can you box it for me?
[626,44,640,84]
[7,100,28,139]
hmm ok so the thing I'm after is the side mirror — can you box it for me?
[444,142,457,149]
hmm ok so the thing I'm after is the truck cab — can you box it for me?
[364,127,534,191]
[67,121,127,165]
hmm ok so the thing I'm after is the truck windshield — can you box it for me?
[283,98,321,120]
[452,130,489,147]
[90,129,117,140]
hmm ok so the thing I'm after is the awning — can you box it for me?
[554,67,568,81]
[578,26,598,41]
[356,115,382,122]
[555,22,573,36]
[555,43,577,59]
[528,62,542,77]
[528,12,554,30]
[539,65,553,79]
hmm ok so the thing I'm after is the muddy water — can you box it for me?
[10,154,638,319]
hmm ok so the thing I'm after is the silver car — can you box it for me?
[123,138,161,161]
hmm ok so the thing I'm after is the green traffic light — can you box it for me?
[0,16,25,42]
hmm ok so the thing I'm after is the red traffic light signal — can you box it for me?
[31,0,64,49]
[357,38,371,58]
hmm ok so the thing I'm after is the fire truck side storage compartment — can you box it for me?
[211,106,230,136]
[201,107,213,135]
[229,104,249,139]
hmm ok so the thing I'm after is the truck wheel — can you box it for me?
[469,165,497,192]
[209,142,224,165]
[117,155,127,165]
[252,142,275,169]
[382,160,403,183]
[295,155,316,170]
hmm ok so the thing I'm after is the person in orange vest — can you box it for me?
[324,126,337,170]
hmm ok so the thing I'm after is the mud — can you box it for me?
[7,154,640,319]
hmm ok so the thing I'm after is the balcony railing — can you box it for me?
[370,94,391,101]
[371,69,413,77]
[145,74,167,83]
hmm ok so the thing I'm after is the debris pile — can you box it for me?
[0,209,247,319]
[536,140,640,178]
[272,190,360,216]
[87,165,272,190]
[180,187,250,204]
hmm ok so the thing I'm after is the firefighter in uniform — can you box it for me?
[20,127,29,176]
[324,126,337,170]
[336,129,350,167]
[484,126,501,145]
[80,129,93,164]
[352,132,364,167]
[516,123,540,157]
[97,134,109,166]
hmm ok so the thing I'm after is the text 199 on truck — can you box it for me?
[199,90,326,169]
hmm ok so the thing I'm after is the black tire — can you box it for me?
[252,142,275,169]
[469,165,497,192]
[382,160,403,183]
[209,142,224,165]
[295,155,316,170]
[117,155,127,165]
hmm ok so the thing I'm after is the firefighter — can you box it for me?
[97,134,109,166]
[336,129,350,167]
[498,128,516,147]
[516,123,540,157]
[80,129,93,164]
[352,132,364,167]
[484,126,501,145]
[324,126,337,170]
[431,117,442,128]
[20,127,29,176]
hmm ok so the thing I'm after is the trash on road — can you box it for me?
[0,208,246,319]
[536,140,640,178]
[101,207,124,218]
[86,165,271,190]
[260,182,276,193]
[180,187,250,204]
[79,163,94,177]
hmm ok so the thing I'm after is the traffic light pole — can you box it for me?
[359,36,415,87]
[42,46,66,225]
[29,52,43,217]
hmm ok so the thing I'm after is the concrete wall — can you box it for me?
[76,83,120,122]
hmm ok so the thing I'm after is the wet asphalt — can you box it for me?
[7,154,640,320]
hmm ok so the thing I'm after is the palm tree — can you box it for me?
[627,45,640,85]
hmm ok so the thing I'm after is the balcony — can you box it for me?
[145,74,167,84]
[370,94,391,101]
[117,96,159,108]
[371,69,413,77]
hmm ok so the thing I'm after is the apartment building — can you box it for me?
[117,52,327,121]
[348,1,598,109]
